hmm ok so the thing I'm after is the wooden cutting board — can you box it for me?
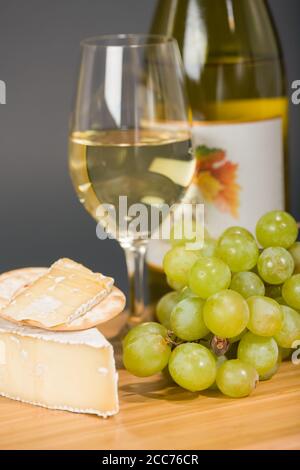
[0,361,299,450]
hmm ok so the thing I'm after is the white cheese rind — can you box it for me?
[0,389,119,418]
[0,318,108,348]
[68,285,113,324]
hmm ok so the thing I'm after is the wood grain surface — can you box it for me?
[0,361,299,450]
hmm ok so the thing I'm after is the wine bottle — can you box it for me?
[147,0,288,303]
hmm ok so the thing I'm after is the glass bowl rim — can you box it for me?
[80,34,177,49]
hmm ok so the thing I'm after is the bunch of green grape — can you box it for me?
[123,211,300,398]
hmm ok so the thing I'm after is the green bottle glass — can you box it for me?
[148,0,288,304]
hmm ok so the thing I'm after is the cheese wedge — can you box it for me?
[0,267,125,331]
[0,318,119,417]
[1,259,114,328]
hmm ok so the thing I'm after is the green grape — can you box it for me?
[202,332,214,342]
[198,238,217,258]
[230,272,265,299]
[123,322,168,349]
[259,362,280,381]
[167,276,186,291]
[215,354,228,367]
[275,296,287,306]
[247,296,283,337]
[238,332,279,376]
[229,329,247,344]
[256,210,298,249]
[168,343,216,392]
[265,284,282,299]
[216,359,258,398]
[221,226,255,241]
[170,297,209,341]
[189,256,231,299]
[163,246,199,286]
[170,219,210,248]
[123,334,171,377]
[289,242,300,274]
[178,286,198,301]
[217,232,259,272]
[274,305,300,348]
[209,355,227,391]
[282,274,300,310]
[203,289,249,338]
[257,247,294,285]
[156,291,180,328]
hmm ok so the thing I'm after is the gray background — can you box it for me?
[0,0,299,294]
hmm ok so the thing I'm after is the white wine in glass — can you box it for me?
[69,35,195,328]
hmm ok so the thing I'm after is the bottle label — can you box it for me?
[146,117,284,270]
[191,117,285,237]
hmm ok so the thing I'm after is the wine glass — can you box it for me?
[69,34,194,329]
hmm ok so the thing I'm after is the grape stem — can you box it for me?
[210,336,230,356]
[166,331,231,356]
[166,332,185,348]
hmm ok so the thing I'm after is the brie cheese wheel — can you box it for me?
[0,318,119,417]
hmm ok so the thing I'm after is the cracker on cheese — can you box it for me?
[0,259,114,328]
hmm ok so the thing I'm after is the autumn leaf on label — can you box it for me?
[195,145,226,171]
[212,161,240,218]
[194,145,240,218]
[196,171,224,202]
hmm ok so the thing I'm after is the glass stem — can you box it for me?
[122,240,148,325]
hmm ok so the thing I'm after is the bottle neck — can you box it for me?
[152,0,282,61]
